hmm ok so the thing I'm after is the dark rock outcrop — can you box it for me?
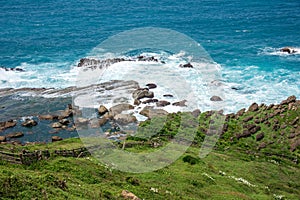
[156,100,170,107]
[142,99,158,104]
[280,47,297,54]
[172,100,187,107]
[163,94,173,98]
[243,116,253,122]
[236,108,246,118]
[280,95,296,105]
[146,83,157,89]
[137,56,158,62]
[179,63,193,68]
[256,132,265,141]
[0,67,25,72]
[248,103,259,112]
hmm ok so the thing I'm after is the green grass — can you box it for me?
[0,139,299,199]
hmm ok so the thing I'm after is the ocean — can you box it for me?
[0,0,300,143]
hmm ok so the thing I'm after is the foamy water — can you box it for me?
[1,50,299,114]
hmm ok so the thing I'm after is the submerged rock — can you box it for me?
[0,120,17,131]
[39,114,58,120]
[6,132,24,138]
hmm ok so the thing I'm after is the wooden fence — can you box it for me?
[54,147,90,158]
[0,151,22,164]
[0,147,90,165]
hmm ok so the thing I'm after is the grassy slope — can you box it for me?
[0,99,300,200]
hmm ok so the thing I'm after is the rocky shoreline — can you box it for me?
[0,57,299,155]
[0,92,299,151]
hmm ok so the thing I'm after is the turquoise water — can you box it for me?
[0,0,300,110]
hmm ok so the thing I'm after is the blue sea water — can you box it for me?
[0,0,300,112]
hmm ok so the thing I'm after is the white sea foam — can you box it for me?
[1,51,299,114]
[0,61,77,89]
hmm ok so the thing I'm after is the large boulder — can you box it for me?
[210,96,223,101]
[281,95,296,105]
[22,119,38,127]
[191,109,201,118]
[98,105,108,115]
[114,114,137,125]
[109,104,134,116]
[132,88,154,100]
